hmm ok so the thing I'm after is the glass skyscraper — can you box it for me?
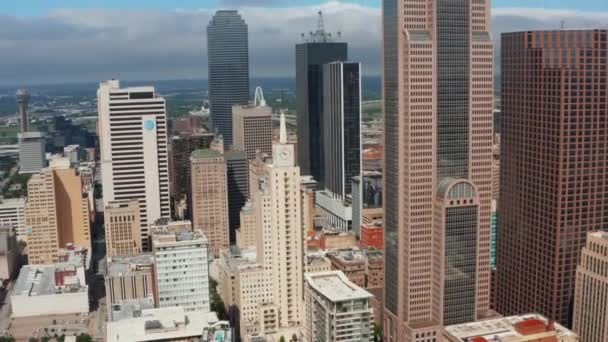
[207,10,249,146]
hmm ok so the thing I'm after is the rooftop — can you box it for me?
[305,271,372,302]
[106,307,232,342]
[14,264,87,297]
[444,314,577,342]
[109,298,155,322]
[588,230,608,240]
[0,197,25,207]
[152,228,208,246]
[106,253,154,277]
[191,148,222,159]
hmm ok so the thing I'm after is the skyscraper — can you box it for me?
[232,104,272,161]
[25,159,91,265]
[496,29,608,325]
[207,10,250,146]
[573,231,608,342]
[190,149,230,257]
[225,150,249,244]
[97,80,171,249]
[322,61,361,199]
[171,133,214,197]
[382,1,494,340]
[104,199,142,258]
[296,11,347,185]
[18,131,46,174]
[16,89,30,133]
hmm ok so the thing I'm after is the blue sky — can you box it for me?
[5,0,607,17]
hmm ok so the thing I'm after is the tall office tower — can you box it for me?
[382,0,494,339]
[296,12,348,185]
[232,104,272,161]
[573,231,608,342]
[207,10,250,146]
[18,131,46,174]
[25,161,91,265]
[151,228,210,312]
[191,149,230,256]
[322,61,361,199]
[104,199,143,257]
[98,80,171,249]
[0,198,26,242]
[250,113,304,328]
[304,271,374,342]
[16,89,30,133]
[171,133,214,197]
[225,150,249,244]
[496,29,608,325]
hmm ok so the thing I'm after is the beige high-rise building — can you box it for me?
[232,104,272,160]
[191,149,229,256]
[236,201,256,249]
[249,113,304,328]
[26,161,91,265]
[382,0,494,340]
[573,231,608,342]
[105,199,142,257]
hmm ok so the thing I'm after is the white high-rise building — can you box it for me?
[304,271,374,342]
[151,227,210,313]
[0,198,26,241]
[249,113,304,328]
[97,80,171,248]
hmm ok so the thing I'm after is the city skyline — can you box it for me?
[0,2,606,85]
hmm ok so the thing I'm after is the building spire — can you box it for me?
[280,111,287,144]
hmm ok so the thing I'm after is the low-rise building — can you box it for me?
[359,208,383,249]
[304,271,374,342]
[319,229,357,250]
[106,307,234,342]
[443,314,578,342]
[12,259,88,317]
[105,253,154,319]
[327,247,384,291]
[305,255,331,274]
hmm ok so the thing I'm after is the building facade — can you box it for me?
[0,225,17,281]
[0,198,26,241]
[322,61,361,199]
[97,80,171,249]
[232,104,272,161]
[225,150,249,244]
[382,0,494,339]
[296,14,347,185]
[171,133,214,197]
[304,271,373,342]
[236,201,256,249]
[105,253,154,318]
[104,199,142,257]
[152,228,210,312]
[18,131,46,174]
[496,29,608,325]
[573,231,608,342]
[207,10,250,146]
[191,149,230,256]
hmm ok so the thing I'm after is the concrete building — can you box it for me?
[322,61,361,200]
[225,149,249,244]
[443,314,578,342]
[97,80,171,250]
[0,225,17,281]
[305,255,332,274]
[351,171,382,237]
[106,307,233,342]
[300,176,318,235]
[382,0,494,338]
[0,197,26,241]
[16,89,30,133]
[319,230,357,250]
[105,253,154,320]
[497,30,608,325]
[18,131,46,174]
[151,228,210,312]
[315,190,352,231]
[12,256,89,317]
[170,132,214,197]
[207,10,250,146]
[249,113,304,328]
[360,208,383,249]
[63,144,81,165]
[573,231,608,342]
[304,271,373,342]
[236,201,256,249]
[104,199,142,257]
[25,162,91,265]
[232,104,272,161]
[191,149,230,256]
[296,12,347,186]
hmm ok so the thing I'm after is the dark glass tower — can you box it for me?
[322,61,361,199]
[295,12,347,185]
[207,10,249,146]
[225,150,249,244]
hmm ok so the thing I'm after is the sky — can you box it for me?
[1,0,607,85]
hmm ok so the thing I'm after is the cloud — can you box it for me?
[0,3,606,85]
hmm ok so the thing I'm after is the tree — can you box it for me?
[75,334,93,342]
[209,277,228,320]
[0,337,16,342]
[279,337,286,342]
[373,322,383,342]
[28,338,39,342]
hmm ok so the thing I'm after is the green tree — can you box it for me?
[75,334,93,342]
[209,277,227,320]
[373,322,383,342]
[0,336,16,342]
[279,337,286,342]
[28,338,39,342]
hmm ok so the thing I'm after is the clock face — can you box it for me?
[279,147,290,159]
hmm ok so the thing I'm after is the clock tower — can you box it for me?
[273,111,294,167]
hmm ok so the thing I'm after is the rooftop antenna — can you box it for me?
[317,10,324,34]
[254,86,266,107]
[560,20,565,30]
